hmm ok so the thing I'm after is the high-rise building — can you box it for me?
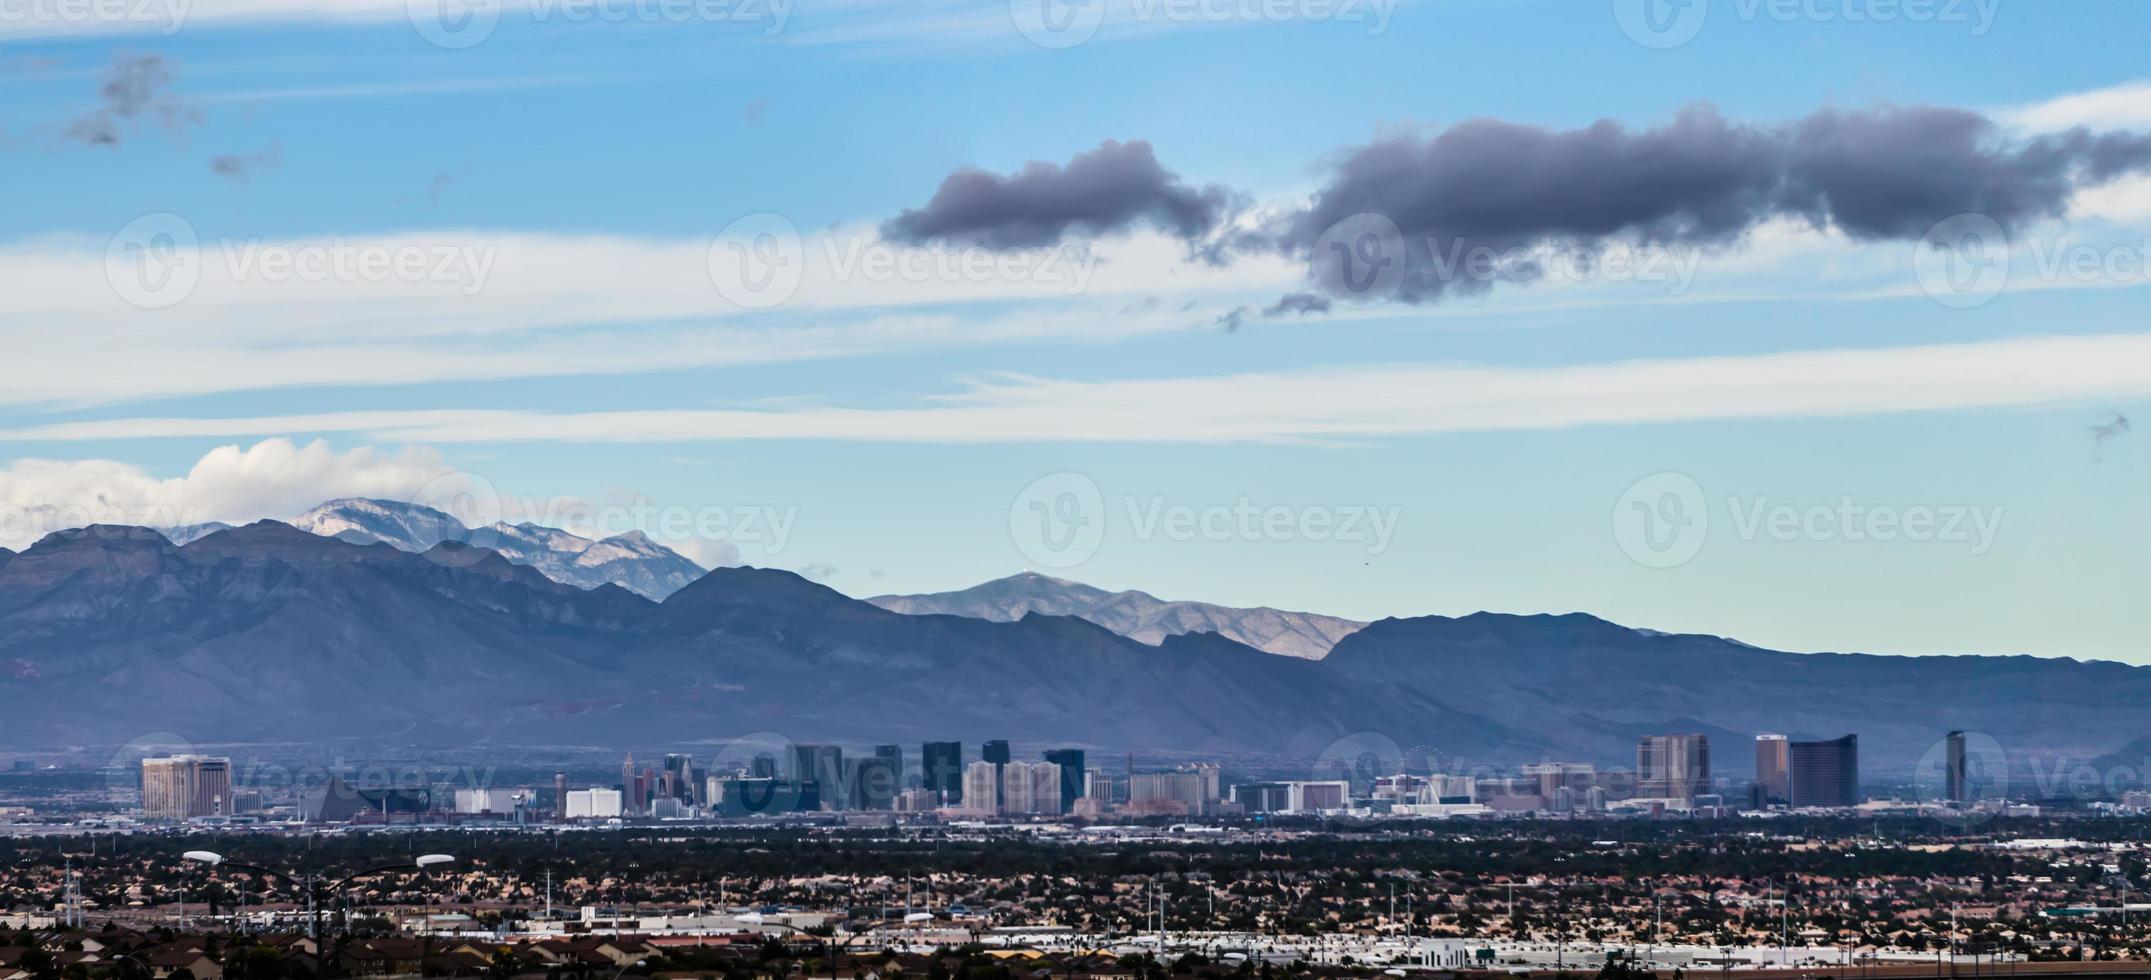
[1128,769,1219,815]
[1637,734,1710,802]
[1788,734,1860,808]
[1944,730,1967,803]
[553,771,568,819]
[140,755,233,820]
[1083,769,1114,804]
[922,741,963,804]
[847,746,902,810]
[1755,734,1790,805]
[791,745,845,811]
[564,788,623,819]
[663,753,696,805]
[963,760,1000,813]
[1000,761,1061,815]
[621,753,638,814]
[1042,749,1085,814]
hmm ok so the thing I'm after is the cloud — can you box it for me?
[1217,291,1330,331]
[10,333,2151,447]
[1264,103,2151,306]
[209,143,281,182]
[62,53,199,148]
[1998,81,2151,134]
[673,536,743,569]
[2089,411,2131,460]
[0,225,1293,409]
[881,139,1234,249]
[0,438,452,549]
[1261,292,1330,317]
[796,562,837,582]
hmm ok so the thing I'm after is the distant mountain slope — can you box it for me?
[0,525,1432,753]
[5,527,2149,776]
[869,572,1367,658]
[1321,611,2151,773]
[285,498,705,600]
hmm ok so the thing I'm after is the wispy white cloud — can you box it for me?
[1997,80,2151,134]
[5,209,2151,410]
[8,332,2149,445]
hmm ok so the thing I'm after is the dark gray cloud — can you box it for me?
[1265,103,2151,307]
[210,144,281,182]
[1779,106,2151,239]
[1218,292,1334,332]
[1262,292,1332,318]
[881,139,1234,249]
[63,53,199,148]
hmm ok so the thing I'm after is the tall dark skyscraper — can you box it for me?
[922,741,963,803]
[1944,730,1967,803]
[982,740,1010,765]
[1043,748,1085,813]
[1789,734,1860,807]
[849,744,902,810]
[791,744,845,811]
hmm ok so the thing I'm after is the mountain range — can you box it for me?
[2,520,2148,780]
[869,572,1366,659]
[154,498,707,601]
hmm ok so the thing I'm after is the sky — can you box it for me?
[1,0,2147,663]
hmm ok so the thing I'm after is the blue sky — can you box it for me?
[2,0,2148,663]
